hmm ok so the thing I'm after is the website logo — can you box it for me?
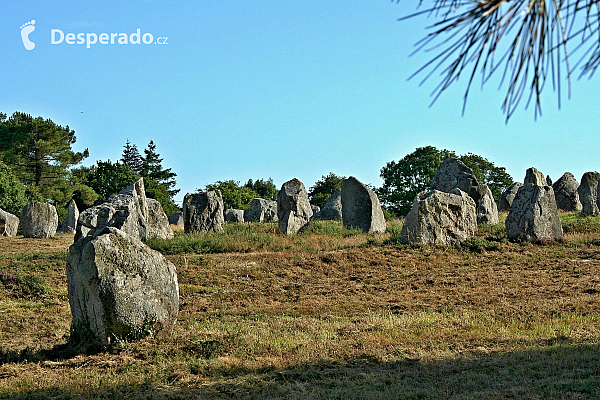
[20,20,36,50]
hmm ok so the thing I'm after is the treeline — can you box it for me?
[0,112,515,221]
[0,112,179,219]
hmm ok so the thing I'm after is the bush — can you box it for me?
[383,221,404,246]
[461,237,501,253]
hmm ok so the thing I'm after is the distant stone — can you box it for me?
[578,172,600,217]
[21,202,58,238]
[277,178,313,235]
[225,209,244,223]
[168,212,184,227]
[312,191,343,221]
[67,227,179,346]
[474,184,499,225]
[498,182,523,211]
[61,199,79,234]
[341,177,386,233]
[524,167,546,186]
[401,189,477,245]
[147,199,174,240]
[244,198,278,223]
[506,184,563,242]
[0,208,19,237]
[183,191,225,233]
[430,158,480,201]
[311,205,320,217]
[75,178,150,243]
[552,172,581,211]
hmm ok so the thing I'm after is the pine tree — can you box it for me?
[141,140,179,197]
[120,139,143,174]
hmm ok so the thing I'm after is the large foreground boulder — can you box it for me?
[183,191,225,233]
[498,182,523,211]
[225,209,244,223]
[244,198,278,222]
[341,177,386,233]
[552,172,581,211]
[506,168,563,242]
[67,227,179,346]
[61,199,79,234]
[430,158,480,201]
[76,178,150,242]
[0,208,19,237]
[474,184,499,225]
[400,189,477,245]
[578,172,600,217]
[21,202,58,238]
[312,191,342,221]
[277,178,313,235]
[147,199,174,239]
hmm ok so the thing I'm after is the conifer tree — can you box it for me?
[120,139,143,174]
[141,140,179,197]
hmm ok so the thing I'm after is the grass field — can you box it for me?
[0,216,599,399]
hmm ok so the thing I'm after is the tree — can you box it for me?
[86,160,140,203]
[378,146,513,216]
[0,160,28,216]
[308,173,345,208]
[458,153,513,202]
[120,139,143,174]
[205,180,258,210]
[144,178,179,216]
[379,146,455,216]
[398,0,600,121]
[141,140,179,197]
[0,112,89,200]
[244,178,277,201]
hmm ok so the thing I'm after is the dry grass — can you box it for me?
[0,221,599,399]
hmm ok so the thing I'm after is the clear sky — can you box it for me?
[2,1,598,205]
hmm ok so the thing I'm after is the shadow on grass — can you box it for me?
[4,343,599,399]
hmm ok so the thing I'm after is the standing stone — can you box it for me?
[524,167,546,186]
[61,199,79,234]
[311,205,320,217]
[244,198,278,222]
[341,177,386,233]
[0,208,19,237]
[225,209,244,223]
[147,199,174,239]
[277,178,313,235]
[506,168,563,242]
[400,189,477,245]
[312,191,343,221]
[75,178,150,243]
[21,202,58,238]
[578,172,600,217]
[552,172,582,211]
[168,212,184,227]
[498,182,523,211]
[183,191,225,233]
[430,158,480,201]
[474,184,499,225]
[67,227,179,346]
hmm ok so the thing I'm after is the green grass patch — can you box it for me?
[0,271,48,298]
[560,211,600,233]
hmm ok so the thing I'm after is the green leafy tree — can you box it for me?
[68,166,100,211]
[379,146,455,216]
[144,178,179,216]
[0,160,28,216]
[205,180,258,210]
[458,153,514,202]
[141,140,179,197]
[0,112,89,201]
[120,139,143,174]
[244,178,277,201]
[86,160,140,203]
[308,173,345,208]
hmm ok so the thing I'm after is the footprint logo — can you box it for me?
[20,20,36,50]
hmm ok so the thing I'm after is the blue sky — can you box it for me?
[1,1,598,204]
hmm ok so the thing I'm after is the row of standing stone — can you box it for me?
[178,176,386,235]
